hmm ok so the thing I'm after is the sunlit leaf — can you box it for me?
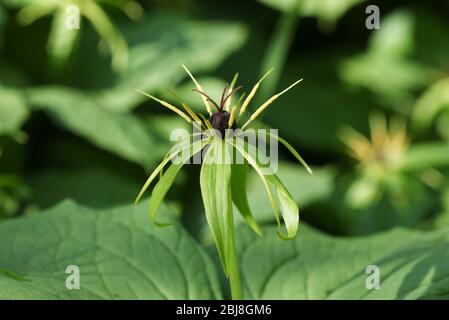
[402,142,449,171]
[238,223,449,299]
[340,10,433,110]
[0,200,222,299]
[412,77,449,132]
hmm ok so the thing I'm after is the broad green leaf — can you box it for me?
[47,7,80,72]
[237,139,300,239]
[200,140,233,275]
[412,77,449,132]
[231,162,262,236]
[82,14,247,112]
[26,86,166,168]
[435,188,449,228]
[256,0,364,24]
[0,86,29,136]
[149,138,210,226]
[237,223,449,299]
[369,10,414,56]
[0,200,222,299]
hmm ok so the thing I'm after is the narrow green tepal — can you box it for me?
[0,200,222,299]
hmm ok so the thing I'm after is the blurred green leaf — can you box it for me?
[340,10,433,110]
[0,174,30,220]
[345,173,382,209]
[238,223,449,299]
[26,86,167,168]
[4,0,128,73]
[402,142,449,171]
[47,7,80,72]
[27,167,140,209]
[0,200,222,299]
[266,55,375,151]
[436,112,449,142]
[87,14,247,112]
[0,86,29,136]
[256,0,364,24]
[412,77,449,132]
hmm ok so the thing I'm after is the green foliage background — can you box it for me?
[1,0,449,299]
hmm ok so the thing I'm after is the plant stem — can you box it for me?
[256,0,301,108]
[228,213,241,300]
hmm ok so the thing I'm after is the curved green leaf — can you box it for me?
[47,7,80,72]
[89,15,248,112]
[266,174,299,240]
[229,139,280,226]
[231,163,263,236]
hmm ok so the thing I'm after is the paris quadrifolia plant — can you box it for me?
[135,65,312,299]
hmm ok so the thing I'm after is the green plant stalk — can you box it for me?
[257,0,300,108]
[228,211,241,300]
